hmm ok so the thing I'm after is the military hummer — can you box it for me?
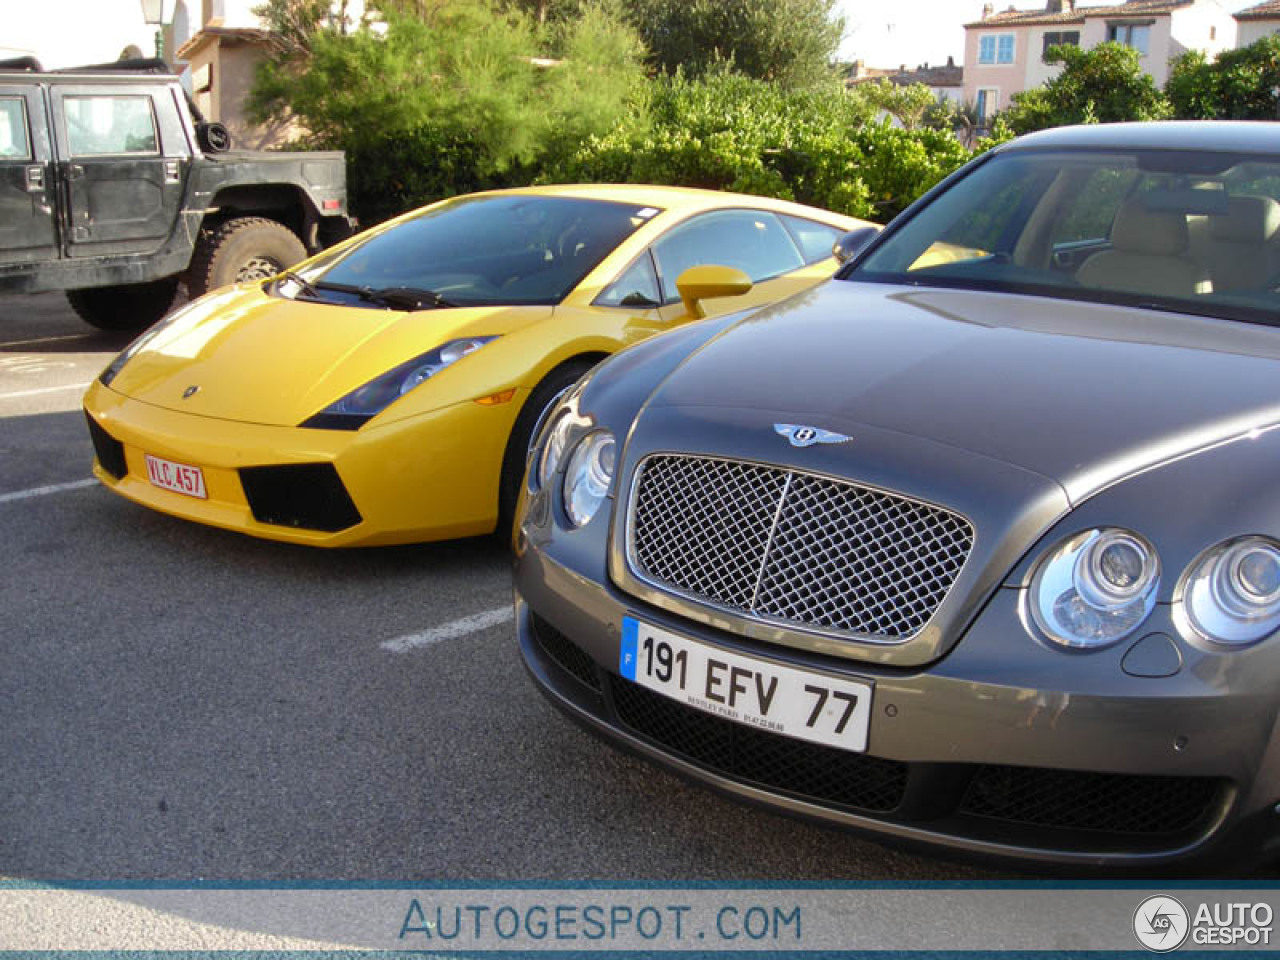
[0,57,353,330]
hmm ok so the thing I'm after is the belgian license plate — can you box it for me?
[144,454,207,499]
[620,617,872,752]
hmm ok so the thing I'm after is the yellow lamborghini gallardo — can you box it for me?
[83,184,869,546]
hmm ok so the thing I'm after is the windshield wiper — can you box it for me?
[274,270,322,300]
[357,286,459,311]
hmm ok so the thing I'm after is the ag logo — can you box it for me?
[1133,895,1190,952]
[774,423,851,448]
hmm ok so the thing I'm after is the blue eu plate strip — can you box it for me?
[620,617,639,680]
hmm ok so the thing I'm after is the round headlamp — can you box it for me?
[1029,528,1160,649]
[1182,537,1280,646]
[562,430,616,528]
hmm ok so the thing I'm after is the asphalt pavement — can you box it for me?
[0,291,1001,882]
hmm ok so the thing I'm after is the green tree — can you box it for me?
[249,0,646,221]
[851,79,938,131]
[973,114,1016,154]
[625,0,844,88]
[1000,42,1171,134]
[1168,35,1280,120]
[922,96,982,148]
[1165,49,1216,119]
[500,0,567,25]
[253,0,357,56]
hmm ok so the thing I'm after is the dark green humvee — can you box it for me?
[0,58,352,329]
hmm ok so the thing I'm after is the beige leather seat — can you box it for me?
[1191,195,1280,293]
[1076,197,1212,298]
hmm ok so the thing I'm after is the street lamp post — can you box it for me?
[140,0,167,61]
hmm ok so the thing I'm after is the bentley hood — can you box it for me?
[105,286,550,426]
[643,281,1280,504]
[612,281,1280,667]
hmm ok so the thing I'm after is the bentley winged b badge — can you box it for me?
[774,423,852,448]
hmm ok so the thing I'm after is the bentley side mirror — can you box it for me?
[675,265,753,320]
[832,226,881,265]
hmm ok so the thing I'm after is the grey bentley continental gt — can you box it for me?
[513,122,1280,870]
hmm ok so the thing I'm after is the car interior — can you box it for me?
[295,194,653,307]
[858,151,1280,322]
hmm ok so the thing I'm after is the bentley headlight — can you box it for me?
[562,430,616,528]
[534,412,574,491]
[301,337,495,430]
[1029,528,1160,649]
[1181,537,1280,646]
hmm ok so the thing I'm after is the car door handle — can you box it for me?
[25,165,44,191]
[65,164,84,180]
[164,159,181,183]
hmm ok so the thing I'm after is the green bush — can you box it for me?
[251,5,973,224]
[1000,42,1171,134]
[1168,36,1280,120]
[544,72,970,222]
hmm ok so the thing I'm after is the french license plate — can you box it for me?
[144,454,207,499]
[620,617,872,752]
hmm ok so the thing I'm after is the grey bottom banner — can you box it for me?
[1,886,1279,953]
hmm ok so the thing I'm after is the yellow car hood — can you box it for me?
[108,286,550,426]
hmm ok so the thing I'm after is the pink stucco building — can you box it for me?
[963,0,1236,121]
[1235,0,1280,45]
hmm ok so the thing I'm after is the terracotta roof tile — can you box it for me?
[847,63,964,88]
[964,8,1085,28]
[175,27,273,60]
[966,0,1193,30]
[1235,0,1280,20]
[1086,0,1194,14]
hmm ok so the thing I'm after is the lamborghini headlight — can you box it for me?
[1028,528,1160,649]
[301,337,495,430]
[1181,537,1280,646]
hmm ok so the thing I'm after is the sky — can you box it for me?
[836,0,1264,68]
[2,0,1264,72]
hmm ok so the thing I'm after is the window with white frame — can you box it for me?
[978,33,1016,64]
[1107,22,1151,54]
[976,88,999,121]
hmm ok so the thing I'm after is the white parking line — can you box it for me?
[381,606,514,653]
[0,478,97,505]
[0,333,94,349]
[0,382,91,400]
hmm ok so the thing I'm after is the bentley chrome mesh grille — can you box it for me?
[629,455,975,641]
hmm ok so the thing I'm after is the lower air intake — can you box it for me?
[960,764,1222,835]
[85,413,127,480]
[610,676,908,813]
[532,613,602,692]
[239,462,361,532]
